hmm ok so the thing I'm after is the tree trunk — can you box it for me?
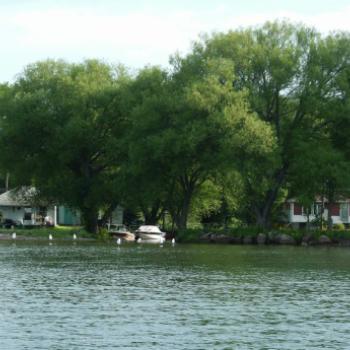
[255,206,270,229]
[81,206,99,234]
[254,165,288,229]
[327,202,334,231]
[320,195,324,231]
[142,201,162,225]
[5,172,9,191]
[326,182,335,231]
[169,171,200,231]
[175,192,192,230]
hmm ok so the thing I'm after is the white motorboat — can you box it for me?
[134,225,166,243]
[107,224,135,242]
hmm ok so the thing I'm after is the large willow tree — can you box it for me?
[127,59,275,230]
[0,60,130,233]
[192,21,350,227]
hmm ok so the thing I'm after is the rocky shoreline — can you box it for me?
[199,232,350,246]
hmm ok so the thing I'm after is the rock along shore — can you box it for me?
[199,232,350,247]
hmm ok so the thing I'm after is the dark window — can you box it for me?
[330,204,340,216]
[294,204,302,215]
[24,212,32,220]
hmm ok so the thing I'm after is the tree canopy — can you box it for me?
[191,21,350,227]
[0,59,130,232]
[0,21,350,233]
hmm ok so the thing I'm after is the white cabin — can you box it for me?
[0,189,56,226]
[285,198,349,228]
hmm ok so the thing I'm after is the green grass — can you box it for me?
[0,225,95,239]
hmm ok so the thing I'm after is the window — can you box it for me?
[313,203,322,216]
[294,204,302,215]
[24,212,32,220]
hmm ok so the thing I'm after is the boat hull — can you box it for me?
[136,233,165,243]
[111,232,135,242]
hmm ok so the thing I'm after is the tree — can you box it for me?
[128,60,275,230]
[0,83,13,191]
[0,59,130,233]
[195,21,350,228]
[289,133,350,229]
[121,67,174,225]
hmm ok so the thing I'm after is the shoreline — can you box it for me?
[2,228,350,247]
[194,231,350,247]
[1,233,350,247]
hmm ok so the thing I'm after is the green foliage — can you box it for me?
[193,21,350,227]
[327,230,350,241]
[190,180,222,222]
[332,223,345,231]
[97,228,110,242]
[1,21,350,233]
[0,226,93,239]
[230,226,262,237]
[125,57,275,230]
[176,228,204,243]
[0,60,131,233]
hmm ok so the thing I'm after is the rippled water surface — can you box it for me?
[1,242,350,349]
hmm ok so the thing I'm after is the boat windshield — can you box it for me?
[137,225,162,233]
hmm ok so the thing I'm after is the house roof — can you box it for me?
[287,197,350,203]
[0,188,35,207]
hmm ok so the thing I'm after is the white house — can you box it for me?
[0,188,123,227]
[284,198,350,228]
[0,189,56,226]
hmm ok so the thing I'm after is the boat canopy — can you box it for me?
[137,225,162,233]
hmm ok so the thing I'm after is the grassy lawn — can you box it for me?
[0,225,94,239]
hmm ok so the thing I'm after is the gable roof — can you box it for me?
[0,188,35,207]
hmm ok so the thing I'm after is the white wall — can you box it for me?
[0,206,57,226]
[111,206,123,224]
[290,210,346,224]
[0,206,26,223]
[47,207,57,226]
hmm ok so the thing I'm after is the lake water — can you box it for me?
[0,242,349,350]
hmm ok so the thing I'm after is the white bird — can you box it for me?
[160,237,165,245]
[116,238,121,245]
[171,238,175,245]
[73,233,77,240]
[12,232,16,240]
[136,237,142,243]
[49,234,53,241]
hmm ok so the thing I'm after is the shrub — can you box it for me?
[176,228,203,242]
[97,228,110,241]
[333,223,345,230]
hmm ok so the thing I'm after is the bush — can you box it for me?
[230,226,261,237]
[176,228,203,242]
[333,223,345,230]
[324,229,350,241]
[97,228,110,241]
[176,226,262,242]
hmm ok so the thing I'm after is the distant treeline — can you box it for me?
[0,21,350,233]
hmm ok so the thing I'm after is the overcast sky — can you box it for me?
[1,0,350,83]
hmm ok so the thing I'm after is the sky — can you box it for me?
[1,0,350,83]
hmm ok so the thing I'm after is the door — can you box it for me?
[340,203,348,222]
